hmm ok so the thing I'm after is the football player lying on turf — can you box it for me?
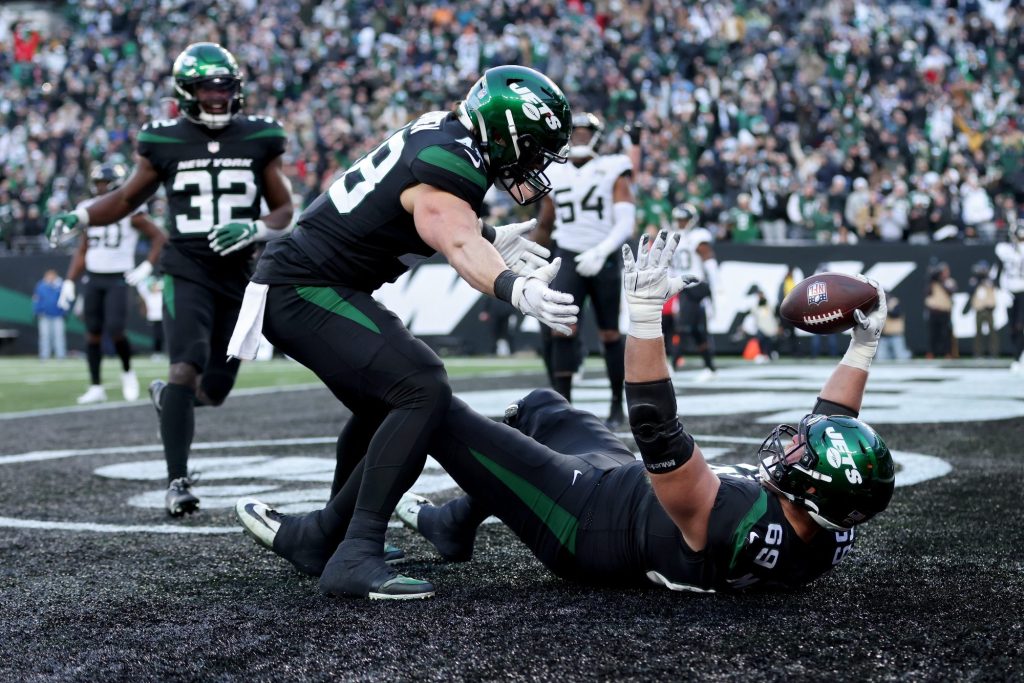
[238,231,894,593]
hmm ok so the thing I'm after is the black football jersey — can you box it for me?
[634,463,857,593]
[136,115,286,298]
[253,111,489,291]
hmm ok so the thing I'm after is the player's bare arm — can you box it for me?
[533,195,556,248]
[131,213,167,266]
[65,232,89,282]
[258,155,294,231]
[404,183,509,294]
[80,155,163,227]
[622,232,719,550]
[817,280,887,413]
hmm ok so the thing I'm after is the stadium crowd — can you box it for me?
[0,0,1021,252]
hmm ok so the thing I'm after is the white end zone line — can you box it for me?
[0,436,951,534]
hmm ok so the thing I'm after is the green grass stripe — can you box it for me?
[294,286,380,334]
[728,488,768,570]
[417,146,487,190]
[470,447,577,554]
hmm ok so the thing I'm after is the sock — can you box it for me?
[702,347,716,371]
[602,338,625,404]
[113,337,132,372]
[161,383,195,481]
[86,342,102,385]
[419,496,489,561]
[552,374,572,402]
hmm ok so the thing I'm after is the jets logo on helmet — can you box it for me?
[757,414,895,530]
[89,163,128,194]
[568,112,604,161]
[172,42,245,129]
[457,65,572,205]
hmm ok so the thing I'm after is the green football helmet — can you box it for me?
[457,65,572,205]
[172,42,244,129]
[758,414,895,530]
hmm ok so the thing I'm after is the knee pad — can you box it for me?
[551,336,579,375]
[200,369,236,406]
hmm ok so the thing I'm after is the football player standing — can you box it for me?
[996,224,1024,372]
[534,112,638,428]
[231,65,577,600]
[46,43,295,517]
[666,203,719,381]
[58,162,166,405]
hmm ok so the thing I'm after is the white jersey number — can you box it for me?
[328,132,406,214]
[172,169,257,234]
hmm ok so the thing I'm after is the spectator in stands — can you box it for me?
[877,292,911,362]
[32,269,67,360]
[924,262,957,360]
[969,261,999,359]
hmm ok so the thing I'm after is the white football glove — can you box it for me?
[510,257,579,335]
[574,243,614,277]
[124,260,153,287]
[622,231,697,339]
[57,279,76,311]
[842,275,887,371]
[489,218,550,275]
[208,220,269,256]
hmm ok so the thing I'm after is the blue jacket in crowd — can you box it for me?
[33,279,65,318]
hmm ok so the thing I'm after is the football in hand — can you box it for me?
[779,272,879,334]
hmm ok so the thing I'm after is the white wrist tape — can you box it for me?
[73,207,91,228]
[840,339,877,372]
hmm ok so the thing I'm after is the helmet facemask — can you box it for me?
[757,414,895,530]
[176,76,243,129]
[90,163,127,194]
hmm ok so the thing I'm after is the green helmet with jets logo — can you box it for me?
[757,414,895,530]
[456,65,572,205]
[172,42,244,129]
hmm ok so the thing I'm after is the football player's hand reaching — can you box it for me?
[46,208,90,247]
[124,261,153,287]
[208,220,269,256]
[57,279,76,311]
[842,275,887,371]
[622,231,697,339]
[510,257,579,335]
[488,218,550,275]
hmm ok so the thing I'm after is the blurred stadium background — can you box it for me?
[0,0,1022,680]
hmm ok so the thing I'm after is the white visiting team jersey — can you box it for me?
[669,226,714,281]
[77,199,141,274]
[995,242,1024,293]
[547,153,633,253]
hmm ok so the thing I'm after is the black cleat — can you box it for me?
[606,402,626,431]
[149,379,166,418]
[319,539,434,600]
[166,476,199,517]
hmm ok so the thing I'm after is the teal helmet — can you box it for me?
[456,65,572,205]
[172,42,244,129]
[758,414,895,530]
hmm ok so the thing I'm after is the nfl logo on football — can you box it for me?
[807,281,828,305]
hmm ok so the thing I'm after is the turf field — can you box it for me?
[0,355,1020,681]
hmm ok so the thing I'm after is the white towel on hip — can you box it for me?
[227,282,269,360]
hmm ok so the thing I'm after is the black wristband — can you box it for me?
[812,397,859,418]
[481,222,496,243]
[493,269,518,303]
[625,379,694,474]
